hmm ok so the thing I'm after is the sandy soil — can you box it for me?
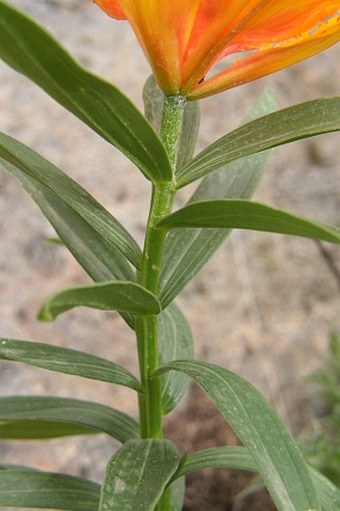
[0,0,339,508]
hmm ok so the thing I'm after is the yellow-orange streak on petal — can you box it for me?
[178,0,268,88]
[189,14,339,99]
[182,2,340,91]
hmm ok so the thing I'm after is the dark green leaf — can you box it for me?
[177,97,340,187]
[2,158,134,282]
[38,280,161,321]
[143,76,200,171]
[0,338,141,391]
[0,1,171,183]
[0,133,141,268]
[157,361,320,511]
[159,89,276,306]
[158,304,193,414]
[0,467,100,510]
[0,421,98,439]
[0,464,40,471]
[0,396,139,441]
[157,199,340,244]
[99,439,180,511]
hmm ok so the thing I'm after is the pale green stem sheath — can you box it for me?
[136,94,187,441]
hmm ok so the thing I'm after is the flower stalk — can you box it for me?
[136,95,187,440]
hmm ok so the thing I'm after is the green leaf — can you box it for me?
[0,467,100,510]
[310,467,340,511]
[158,304,193,414]
[177,447,340,511]
[38,280,161,321]
[157,199,340,244]
[0,421,98,439]
[0,133,141,268]
[0,396,139,441]
[175,100,200,171]
[143,76,200,171]
[176,446,258,477]
[177,97,340,187]
[167,477,186,511]
[0,1,171,183]
[143,75,165,134]
[157,361,320,511]
[0,338,141,391]
[159,89,276,306]
[99,439,180,511]
[2,158,135,283]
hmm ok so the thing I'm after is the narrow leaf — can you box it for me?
[38,280,161,321]
[177,447,340,511]
[0,396,139,441]
[143,75,165,134]
[157,199,340,244]
[157,361,320,511]
[0,421,97,439]
[177,97,340,187]
[99,439,180,511]
[0,1,171,183]
[0,467,100,510]
[177,446,258,477]
[2,158,134,282]
[0,133,141,268]
[167,477,185,511]
[159,89,276,306]
[158,304,193,414]
[0,338,141,391]
[310,467,340,511]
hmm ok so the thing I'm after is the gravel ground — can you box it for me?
[0,0,339,499]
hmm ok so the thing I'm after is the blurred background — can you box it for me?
[0,1,339,508]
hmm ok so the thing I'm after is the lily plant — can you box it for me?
[0,1,340,510]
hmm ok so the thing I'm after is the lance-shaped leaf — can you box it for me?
[0,421,98,440]
[0,133,141,268]
[157,199,340,244]
[310,467,340,511]
[177,97,340,187]
[38,280,161,321]
[1,156,135,328]
[0,1,171,183]
[176,447,340,511]
[99,439,180,511]
[0,396,139,442]
[0,467,100,510]
[0,339,141,391]
[156,361,320,511]
[158,304,193,414]
[159,89,276,307]
[177,446,258,477]
[2,158,134,283]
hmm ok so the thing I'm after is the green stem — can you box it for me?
[136,94,186,441]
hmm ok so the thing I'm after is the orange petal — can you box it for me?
[92,0,127,20]
[189,12,340,99]
[182,1,340,90]
[229,1,340,47]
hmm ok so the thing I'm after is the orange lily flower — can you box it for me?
[93,1,340,99]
